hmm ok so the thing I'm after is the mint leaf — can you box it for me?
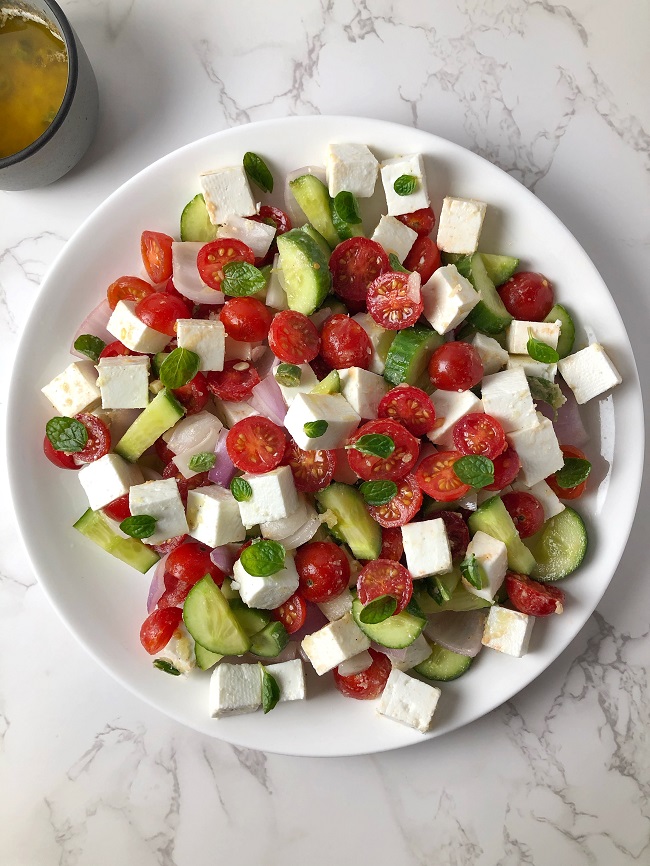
[359,594,398,624]
[189,451,216,472]
[120,515,157,539]
[388,253,410,274]
[555,457,591,489]
[348,433,395,459]
[453,455,494,489]
[426,575,453,606]
[333,191,362,225]
[241,539,285,577]
[527,329,560,364]
[275,363,302,387]
[527,375,566,412]
[259,663,280,713]
[153,659,181,676]
[230,477,253,502]
[460,553,486,590]
[159,347,200,389]
[74,334,105,362]
[360,479,398,506]
[46,416,88,453]
[243,152,274,194]
[304,420,328,438]
[393,174,418,196]
[222,261,267,297]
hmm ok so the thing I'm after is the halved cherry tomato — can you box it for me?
[403,236,442,283]
[220,297,272,342]
[437,511,470,563]
[106,275,154,310]
[268,310,320,364]
[485,445,521,490]
[206,360,260,402]
[329,237,390,311]
[140,607,183,655]
[141,231,174,284]
[357,559,413,614]
[248,205,292,236]
[415,451,471,502]
[379,527,404,562]
[296,542,350,603]
[505,572,565,616]
[347,419,420,481]
[319,314,372,370]
[135,293,191,336]
[196,239,255,291]
[157,571,192,609]
[282,438,336,492]
[428,342,484,391]
[99,340,143,359]
[172,372,209,416]
[396,206,436,236]
[367,473,422,528]
[148,534,189,557]
[367,271,423,331]
[502,491,545,538]
[103,493,130,523]
[333,648,392,699]
[73,413,111,464]
[43,435,79,469]
[165,540,224,585]
[453,412,506,460]
[161,277,185,301]
[226,416,286,473]
[273,593,307,635]
[546,445,589,500]
[498,272,554,321]
[378,384,436,437]
[154,436,175,465]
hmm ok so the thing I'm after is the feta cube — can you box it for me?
[401,518,452,578]
[176,319,225,372]
[163,410,223,478]
[171,242,223,306]
[507,320,561,355]
[461,530,508,602]
[337,650,373,676]
[187,485,245,547]
[480,367,538,433]
[506,354,557,382]
[237,465,299,528]
[301,612,370,675]
[326,142,379,198]
[380,154,430,216]
[213,398,257,429]
[421,264,480,335]
[200,166,257,224]
[233,550,299,609]
[426,390,483,446]
[511,479,565,521]
[95,356,150,409]
[209,663,262,718]
[482,605,534,657]
[317,590,354,622]
[284,393,360,451]
[275,362,319,406]
[158,623,196,675]
[265,254,288,311]
[129,478,189,544]
[107,300,170,355]
[351,313,395,375]
[388,633,432,671]
[78,453,144,511]
[339,366,389,419]
[436,197,487,255]
[471,333,508,375]
[507,413,564,487]
[371,215,417,262]
[377,668,441,733]
[41,360,101,416]
[558,343,622,404]
[224,337,262,362]
[260,495,311,541]
[265,658,306,702]
[217,214,275,259]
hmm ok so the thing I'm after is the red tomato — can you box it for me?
[333,648,392,699]
[415,451,471,502]
[282,438,336,492]
[428,342,484,391]
[505,572,565,616]
[367,271,423,331]
[140,607,183,655]
[437,511,470,563]
[148,534,189,557]
[268,310,320,364]
[248,205,292,236]
[226,416,286,473]
[206,360,260,402]
[546,445,589,500]
[403,236,442,283]
[99,340,143,359]
[43,435,80,469]
[396,207,436,237]
[329,237,390,311]
[378,384,436,437]
[310,355,333,382]
[273,593,307,635]
[357,559,413,614]
[295,542,350,603]
[161,277,185,301]
[107,275,154,310]
[379,527,403,562]
[154,436,175,465]
[103,493,130,522]
[134,293,190,337]
[502,491,545,538]
[485,445,521,490]
[367,473,422,528]
[162,462,212,507]
[498,272,554,321]
[320,314,372,369]
[165,541,224,585]
[172,372,210,416]
[220,297,272,342]
[347,419,420,481]
[73,413,111,464]
[141,231,173,284]
[196,239,255,291]
[452,412,506,460]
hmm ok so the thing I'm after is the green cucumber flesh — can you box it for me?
[300,223,333,259]
[351,597,425,649]
[528,507,587,581]
[152,352,169,377]
[480,253,520,286]
[416,583,492,614]
[195,644,223,671]
[464,253,513,335]
[289,175,339,248]
[73,509,159,574]
[228,598,271,636]
[277,229,332,316]
[315,483,381,561]
[545,303,575,359]
[183,576,251,655]
[310,369,340,394]
[249,621,289,658]
[220,577,240,600]
[115,388,185,463]
[469,495,536,575]
[180,194,218,242]
[383,325,444,386]
[414,640,473,681]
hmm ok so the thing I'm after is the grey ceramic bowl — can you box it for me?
[0,0,99,190]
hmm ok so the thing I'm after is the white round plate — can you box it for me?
[8,116,643,756]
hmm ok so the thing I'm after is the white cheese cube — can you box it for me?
[171,242,223,306]
[511,479,565,521]
[337,650,373,677]
[217,214,275,259]
[480,367,538,433]
[275,362,319,406]
[461,530,508,602]
[237,465,299,528]
[317,590,354,622]
[507,320,561,355]
[213,398,257,429]
[339,366,389,420]
[380,154,430,216]
[377,668,441,733]
[506,354,557,382]
[471,333,508,375]
[301,612,370,675]
[232,551,299,609]
[265,658,306,702]
[224,337,261,362]
[41,360,101,416]
[78,453,144,511]
[482,605,534,657]
[95,356,150,410]
[129,478,189,544]
[507,413,564,487]
[388,633,432,671]
[260,495,311,541]
[284,393,360,451]
[436,196,487,255]
[265,254,288,311]
[163,410,223,478]
[401,518,452,578]
[176,319,225,372]
[326,142,379,198]
[187,485,245,547]
[107,300,169,355]
[558,343,622,404]
[371,215,417,262]
[200,166,257,224]
[158,623,196,675]
[426,390,483,446]
[421,264,479,335]
[351,313,395,375]
[209,663,262,718]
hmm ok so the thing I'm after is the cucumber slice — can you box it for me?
[277,229,331,315]
[351,597,425,649]
[152,352,169,377]
[249,621,289,658]
[414,640,473,681]
[310,369,340,394]
[300,223,333,259]
[545,303,575,359]
[528,507,587,581]
[220,577,240,600]
[229,598,271,636]
[115,389,185,463]
[180,194,218,242]
[195,644,223,671]
[383,325,444,386]
[480,253,520,287]
[73,509,159,574]
[464,253,513,335]
[183,576,251,656]
[289,175,339,248]
[469,496,536,575]
[330,199,365,242]
[416,583,492,614]
[315,483,382,560]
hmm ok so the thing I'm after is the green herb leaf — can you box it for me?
[333,191,362,225]
[275,363,302,387]
[259,663,281,713]
[230,477,253,502]
[359,594,398,624]
[348,433,395,459]
[222,261,267,297]
[74,334,106,362]
[159,347,200,389]
[527,375,567,412]
[240,539,286,577]
[153,659,181,676]
[527,329,560,364]
[243,151,274,194]
[388,253,410,274]
[555,457,591,489]
[453,455,495,489]
[393,174,418,196]
[426,576,452,606]
[120,515,157,539]
[304,420,328,438]
[460,553,486,590]
[45,416,88,453]
[359,479,398,506]
[188,451,216,472]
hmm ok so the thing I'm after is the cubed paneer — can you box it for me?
[317,590,354,622]
[507,414,564,487]
[401,518,452,578]
[337,650,373,676]
[351,313,395,375]
[232,551,299,609]
[506,355,557,382]
[274,362,319,406]
[511,479,565,521]
[107,300,170,354]
[237,465,299,528]
[187,485,246,547]
[78,453,144,511]
[265,254,288,311]
[426,390,483,446]
[41,360,101,416]
[482,605,534,657]
[480,367,538,433]
[158,623,196,675]
[557,343,622,404]
[260,495,312,541]
[326,142,379,198]
[129,478,189,544]
[421,264,480,335]
[380,154,430,216]
[301,612,370,675]
[461,530,508,602]
[339,366,389,419]
[284,392,360,451]
[371,215,417,262]
[96,355,150,409]
[200,166,257,224]
[377,668,441,733]
[507,319,561,355]
[436,196,487,255]
[471,333,508,375]
[209,663,262,718]
[217,214,275,259]
[176,319,225,372]
[265,658,306,702]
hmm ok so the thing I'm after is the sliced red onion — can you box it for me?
[208,428,237,486]
[415,441,438,469]
[141,466,163,482]
[277,512,321,550]
[165,411,223,479]
[71,299,113,357]
[102,408,142,443]
[538,380,589,446]
[309,307,332,330]
[209,543,240,576]
[249,374,287,426]
[424,610,488,658]
[147,553,169,613]
[254,347,275,379]
[284,165,327,226]
[270,641,300,663]
[293,603,329,641]
[171,242,224,306]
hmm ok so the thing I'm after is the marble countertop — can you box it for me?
[2,1,649,863]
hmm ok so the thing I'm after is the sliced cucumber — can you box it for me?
[480,253,520,287]
[115,389,185,463]
[152,352,170,377]
[351,597,425,649]
[528,507,587,581]
[310,369,340,394]
[464,253,513,335]
[195,644,223,671]
[469,496,536,575]
[289,175,339,248]
[300,223,332,259]
[315,483,382,560]
[414,640,473,681]
[73,509,159,574]
[180,193,218,242]
[220,577,240,601]
[277,229,331,316]
[249,621,289,658]
[383,325,444,386]
[229,598,271,636]
[416,583,492,615]
[183,576,251,656]
[330,198,365,242]
[545,303,575,359]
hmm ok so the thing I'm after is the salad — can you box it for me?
[40,142,623,732]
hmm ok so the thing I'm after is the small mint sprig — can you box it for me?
[359,594,397,624]
[159,347,200,390]
[393,175,418,196]
[460,553,486,590]
[347,433,395,459]
[453,455,494,489]
[120,515,157,539]
[527,329,560,364]
[240,539,285,577]
[243,152,274,194]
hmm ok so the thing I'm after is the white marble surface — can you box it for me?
[2,0,650,862]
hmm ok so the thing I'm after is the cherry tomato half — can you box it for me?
[378,384,436,437]
[107,275,154,310]
[74,413,111,464]
[396,207,436,237]
[196,239,255,291]
[135,293,191,337]
[485,445,521,490]
[452,412,506,460]
[403,236,442,283]
[502,491,545,538]
[320,314,372,369]
[157,571,193,609]
[99,340,143,359]
[172,372,210,416]
[226,416,286,473]
[141,231,174,284]
[546,445,589,500]
[268,310,320,364]
[103,493,131,523]
[367,271,423,331]
[282,439,336,492]
[367,473,422,528]
[220,297,272,343]
[415,451,471,502]
[165,541,224,585]
[428,342,484,392]
[347,419,420,482]
[140,607,183,655]
[248,205,292,236]
[437,511,470,563]
[273,593,307,635]
[357,559,413,614]
[148,534,189,558]
[379,527,404,562]
[505,572,565,616]
[498,272,554,321]
[43,435,80,469]
[206,360,260,402]
[329,237,390,311]
[333,648,392,699]
[296,542,350,603]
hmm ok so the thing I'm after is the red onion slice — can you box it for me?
[424,610,488,658]
[147,553,169,613]
[171,242,224,306]
[208,428,237,487]
[209,543,240,576]
[538,380,589,446]
[249,374,287,426]
[275,512,321,550]
[71,299,113,357]
[284,166,327,226]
